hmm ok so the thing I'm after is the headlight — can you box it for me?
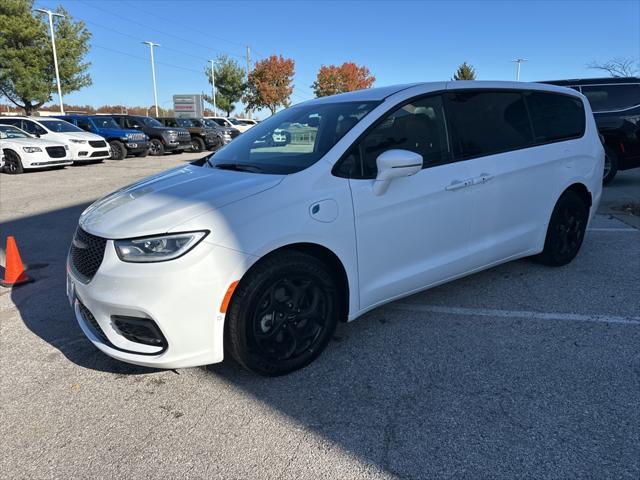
[70,139,87,144]
[22,146,42,153]
[114,231,208,263]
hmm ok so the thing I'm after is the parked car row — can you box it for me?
[0,114,254,174]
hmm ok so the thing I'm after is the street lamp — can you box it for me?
[209,59,219,117]
[511,58,528,81]
[142,41,161,116]
[35,8,65,114]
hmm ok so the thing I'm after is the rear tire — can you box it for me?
[109,140,127,160]
[149,139,164,156]
[3,150,24,174]
[536,190,589,267]
[603,146,618,185]
[190,137,205,153]
[226,251,340,376]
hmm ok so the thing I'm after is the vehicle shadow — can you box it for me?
[3,201,155,375]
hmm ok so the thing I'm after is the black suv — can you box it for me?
[543,77,640,183]
[155,117,223,153]
[110,115,191,156]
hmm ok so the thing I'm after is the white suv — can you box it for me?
[0,117,111,163]
[0,124,72,174]
[67,81,603,375]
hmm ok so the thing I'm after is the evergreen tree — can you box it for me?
[452,62,477,81]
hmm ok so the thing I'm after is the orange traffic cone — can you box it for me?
[1,236,33,287]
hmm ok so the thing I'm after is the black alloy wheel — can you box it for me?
[537,190,588,266]
[109,140,126,160]
[226,251,340,376]
[603,146,618,185]
[191,137,205,153]
[149,139,164,156]
[3,150,24,174]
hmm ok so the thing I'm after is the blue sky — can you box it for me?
[34,0,640,117]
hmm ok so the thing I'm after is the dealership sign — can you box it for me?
[173,94,203,118]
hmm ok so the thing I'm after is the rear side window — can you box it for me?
[446,91,533,160]
[580,84,640,112]
[526,91,585,143]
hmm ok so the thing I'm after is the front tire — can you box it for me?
[536,190,588,267]
[603,146,618,185]
[149,139,164,156]
[3,150,24,174]
[109,140,127,160]
[190,137,205,153]
[226,251,340,376]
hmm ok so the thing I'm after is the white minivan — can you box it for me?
[0,117,111,163]
[67,81,603,375]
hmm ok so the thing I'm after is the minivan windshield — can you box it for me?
[207,101,379,174]
[39,119,83,133]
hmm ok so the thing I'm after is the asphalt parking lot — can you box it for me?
[1,154,639,479]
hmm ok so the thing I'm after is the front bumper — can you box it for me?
[67,237,255,368]
[68,142,111,162]
[124,140,150,153]
[164,139,192,152]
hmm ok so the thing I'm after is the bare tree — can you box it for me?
[587,57,639,77]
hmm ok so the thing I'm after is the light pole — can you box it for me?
[511,58,528,81]
[209,59,218,117]
[143,41,161,116]
[35,8,65,114]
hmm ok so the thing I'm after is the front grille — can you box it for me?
[112,316,167,349]
[178,131,191,140]
[46,146,67,158]
[78,301,111,345]
[128,133,146,141]
[89,140,107,148]
[90,150,109,157]
[70,228,107,282]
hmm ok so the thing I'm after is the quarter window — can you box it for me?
[446,91,533,160]
[526,91,585,143]
[351,95,451,178]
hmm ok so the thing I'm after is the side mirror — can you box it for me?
[373,149,423,195]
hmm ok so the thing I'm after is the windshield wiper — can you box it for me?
[214,163,262,173]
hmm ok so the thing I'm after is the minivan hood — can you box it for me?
[80,164,284,238]
[1,137,66,148]
[52,131,103,141]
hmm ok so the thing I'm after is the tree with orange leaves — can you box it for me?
[312,62,375,98]
[243,55,295,115]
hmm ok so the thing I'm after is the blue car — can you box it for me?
[56,115,150,160]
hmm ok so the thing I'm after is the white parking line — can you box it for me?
[588,227,638,232]
[387,303,640,325]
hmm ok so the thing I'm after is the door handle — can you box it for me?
[469,173,494,185]
[445,179,472,191]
